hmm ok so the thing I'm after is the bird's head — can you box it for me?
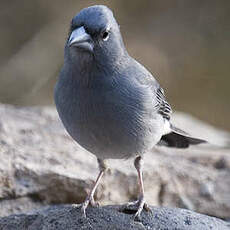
[66,5,127,66]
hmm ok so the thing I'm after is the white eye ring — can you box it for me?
[102,31,109,41]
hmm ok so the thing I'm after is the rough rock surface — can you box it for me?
[0,104,230,220]
[0,205,229,230]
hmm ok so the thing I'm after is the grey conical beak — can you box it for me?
[68,26,94,52]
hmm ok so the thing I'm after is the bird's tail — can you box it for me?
[158,124,206,148]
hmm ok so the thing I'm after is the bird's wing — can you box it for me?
[155,86,172,120]
[130,58,172,120]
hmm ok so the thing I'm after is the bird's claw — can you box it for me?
[73,196,99,218]
[133,201,151,221]
[124,200,139,208]
[143,202,151,212]
[89,198,100,207]
[122,197,151,221]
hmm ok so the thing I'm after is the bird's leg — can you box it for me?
[120,156,150,220]
[121,156,150,220]
[81,158,107,217]
[133,155,150,220]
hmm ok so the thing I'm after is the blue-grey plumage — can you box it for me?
[54,5,205,220]
[55,55,165,159]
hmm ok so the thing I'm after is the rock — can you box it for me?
[0,104,230,220]
[0,205,229,230]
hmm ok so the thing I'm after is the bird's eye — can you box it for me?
[102,31,109,41]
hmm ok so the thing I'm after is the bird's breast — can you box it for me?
[55,79,163,159]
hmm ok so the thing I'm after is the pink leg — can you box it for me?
[121,156,150,220]
[133,155,150,220]
[81,158,107,217]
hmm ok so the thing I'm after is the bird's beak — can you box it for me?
[68,26,94,52]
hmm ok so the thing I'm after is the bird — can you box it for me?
[54,5,206,220]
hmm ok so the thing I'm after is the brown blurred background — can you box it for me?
[0,0,229,131]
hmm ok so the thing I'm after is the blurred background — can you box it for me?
[0,0,229,131]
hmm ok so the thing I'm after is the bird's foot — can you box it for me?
[121,196,151,221]
[133,199,150,221]
[73,196,99,218]
[89,197,100,207]
[82,195,100,217]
